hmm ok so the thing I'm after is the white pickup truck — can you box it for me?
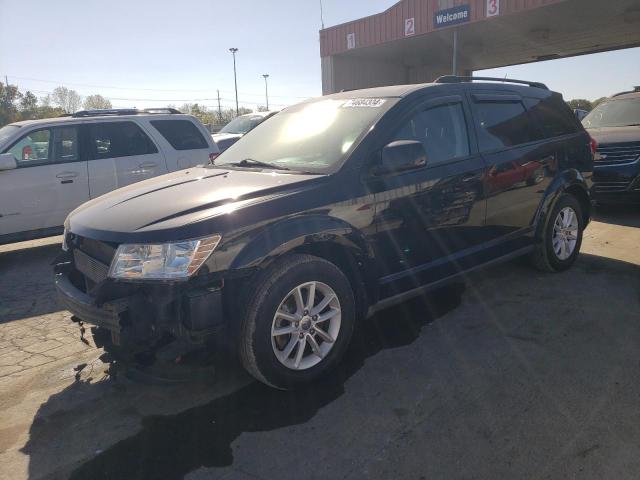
[0,109,220,244]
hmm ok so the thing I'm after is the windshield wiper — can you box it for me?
[227,158,290,170]
[622,123,640,127]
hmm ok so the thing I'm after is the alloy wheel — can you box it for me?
[552,206,579,260]
[271,281,341,371]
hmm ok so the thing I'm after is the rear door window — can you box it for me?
[524,96,580,138]
[53,126,80,163]
[150,120,209,150]
[472,97,536,151]
[87,121,158,159]
[392,102,470,165]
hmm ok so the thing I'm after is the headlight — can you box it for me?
[61,227,69,252]
[108,235,221,280]
[62,218,70,251]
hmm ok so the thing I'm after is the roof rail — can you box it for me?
[69,108,182,118]
[434,75,549,90]
[611,86,640,97]
[141,108,182,114]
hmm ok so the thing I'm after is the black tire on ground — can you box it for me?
[531,193,584,273]
[238,254,356,389]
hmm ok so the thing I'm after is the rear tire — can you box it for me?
[238,254,356,389]
[532,193,584,272]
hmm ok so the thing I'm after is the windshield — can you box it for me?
[583,98,640,128]
[219,115,266,134]
[215,97,397,173]
[0,125,20,148]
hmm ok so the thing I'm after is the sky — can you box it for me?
[1,0,638,111]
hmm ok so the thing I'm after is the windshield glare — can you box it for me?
[0,125,20,147]
[219,115,265,134]
[583,98,640,128]
[215,97,396,173]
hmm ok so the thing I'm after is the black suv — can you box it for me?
[583,87,640,204]
[55,77,593,388]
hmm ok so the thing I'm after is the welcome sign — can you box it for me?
[434,4,471,28]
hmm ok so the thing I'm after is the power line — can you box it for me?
[24,88,289,106]
[6,74,313,99]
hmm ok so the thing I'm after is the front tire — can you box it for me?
[239,254,356,389]
[532,193,584,272]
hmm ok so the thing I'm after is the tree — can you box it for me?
[83,94,112,110]
[0,83,22,126]
[567,99,593,112]
[592,97,608,109]
[20,91,38,111]
[177,103,252,130]
[51,86,83,113]
[218,107,252,125]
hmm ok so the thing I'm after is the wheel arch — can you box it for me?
[535,169,591,238]
[227,214,377,318]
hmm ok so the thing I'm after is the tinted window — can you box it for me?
[582,97,640,129]
[524,95,579,137]
[473,100,535,151]
[151,120,208,150]
[0,125,20,147]
[393,103,469,165]
[53,126,79,163]
[219,115,265,134]
[88,121,158,159]
[8,129,51,167]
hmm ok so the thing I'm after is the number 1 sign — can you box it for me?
[487,0,499,17]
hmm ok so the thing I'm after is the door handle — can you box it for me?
[460,173,477,182]
[138,162,157,169]
[56,172,78,179]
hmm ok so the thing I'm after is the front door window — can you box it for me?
[8,129,51,166]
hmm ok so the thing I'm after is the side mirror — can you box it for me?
[372,140,427,176]
[0,153,17,171]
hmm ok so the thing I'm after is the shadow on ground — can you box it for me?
[592,205,640,228]
[21,284,464,480]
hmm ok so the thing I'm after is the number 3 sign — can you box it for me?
[487,0,499,17]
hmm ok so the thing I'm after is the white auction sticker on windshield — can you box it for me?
[342,98,386,108]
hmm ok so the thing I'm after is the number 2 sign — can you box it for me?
[405,17,415,36]
[487,0,499,17]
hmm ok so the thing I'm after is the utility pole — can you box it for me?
[262,74,269,111]
[229,47,239,116]
[452,29,458,76]
[4,75,8,88]
[216,89,222,123]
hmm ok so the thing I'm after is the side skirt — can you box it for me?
[365,245,535,318]
[0,226,64,245]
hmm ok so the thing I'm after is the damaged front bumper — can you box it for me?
[54,256,227,354]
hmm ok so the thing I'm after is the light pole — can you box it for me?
[229,47,239,116]
[262,74,269,111]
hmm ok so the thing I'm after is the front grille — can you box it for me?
[74,236,117,265]
[594,181,632,192]
[73,248,110,284]
[596,142,640,165]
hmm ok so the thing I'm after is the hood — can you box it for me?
[68,166,320,242]
[586,126,640,145]
[212,132,243,141]
[211,132,243,152]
